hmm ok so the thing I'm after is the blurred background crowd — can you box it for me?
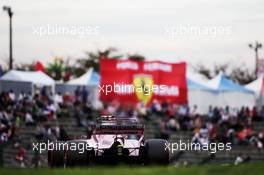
[1,88,264,150]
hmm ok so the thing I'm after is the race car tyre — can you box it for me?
[145,139,169,165]
[48,141,65,167]
[65,140,89,166]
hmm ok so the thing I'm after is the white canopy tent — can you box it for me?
[187,71,216,114]
[0,70,55,95]
[67,68,93,86]
[65,68,100,107]
[245,76,264,109]
[66,68,100,86]
[204,73,255,109]
[0,70,55,86]
[245,76,264,97]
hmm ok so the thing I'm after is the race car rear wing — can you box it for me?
[93,125,144,135]
[93,129,144,135]
[93,116,144,135]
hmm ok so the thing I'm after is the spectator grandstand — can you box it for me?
[0,89,264,167]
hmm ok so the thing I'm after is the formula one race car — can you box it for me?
[48,116,169,167]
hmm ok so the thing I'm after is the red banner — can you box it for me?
[100,59,187,105]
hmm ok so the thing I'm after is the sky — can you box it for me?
[0,0,263,70]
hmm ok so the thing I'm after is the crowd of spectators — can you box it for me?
[0,86,91,144]
[136,101,264,150]
[1,87,264,166]
[97,99,264,151]
[0,89,58,144]
[1,88,264,148]
[0,88,73,166]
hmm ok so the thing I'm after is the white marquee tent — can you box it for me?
[0,70,55,95]
[65,68,100,107]
[205,72,255,109]
[187,79,217,114]
[245,76,264,108]
[187,71,216,114]
[67,68,100,86]
[0,70,55,86]
[245,76,264,97]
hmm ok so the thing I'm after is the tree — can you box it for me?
[15,62,35,71]
[229,68,256,85]
[128,53,145,61]
[195,63,256,85]
[45,57,64,81]
[76,47,122,73]
[194,64,212,79]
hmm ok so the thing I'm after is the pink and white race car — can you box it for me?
[48,116,169,166]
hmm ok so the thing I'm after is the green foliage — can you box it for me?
[45,57,65,81]
[15,62,35,71]
[76,47,122,73]
[128,53,145,61]
[195,64,256,85]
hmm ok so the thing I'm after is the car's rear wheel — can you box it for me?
[48,141,65,167]
[145,139,169,165]
[65,140,89,166]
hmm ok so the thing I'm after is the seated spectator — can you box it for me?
[15,146,27,167]
[190,105,198,118]
[9,90,16,102]
[74,86,81,101]
[81,87,89,103]
[136,102,147,119]
[249,135,263,150]
[167,118,180,131]
[54,92,63,107]
[25,112,35,125]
